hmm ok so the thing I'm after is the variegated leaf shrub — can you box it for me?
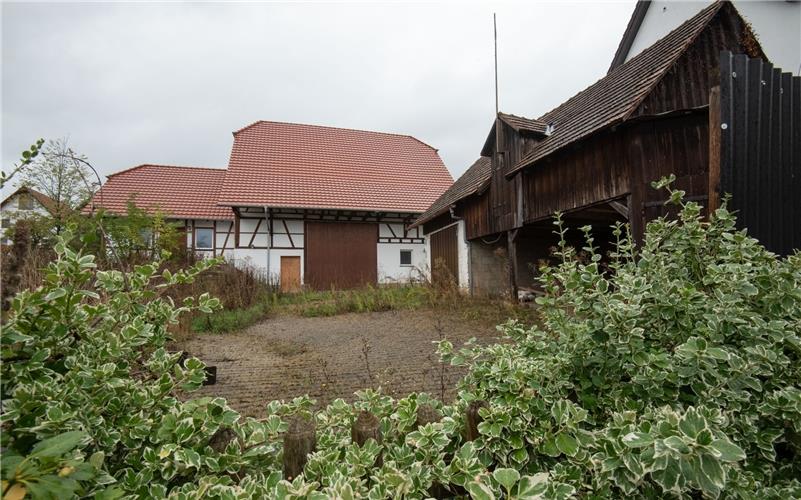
[2,178,800,499]
[439,177,801,498]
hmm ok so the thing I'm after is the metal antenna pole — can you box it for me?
[494,13,499,115]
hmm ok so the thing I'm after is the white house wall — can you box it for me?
[625,1,801,74]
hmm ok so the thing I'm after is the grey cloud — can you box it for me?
[2,1,634,188]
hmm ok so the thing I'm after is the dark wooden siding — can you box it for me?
[430,224,459,286]
[463,191,491,240]
[718,52,801,255]
[634,111,710,222]
[521,129,630,225]
[305,222,377,289]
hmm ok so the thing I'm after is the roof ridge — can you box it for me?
[106,164,225,178]
[232,119,437,148]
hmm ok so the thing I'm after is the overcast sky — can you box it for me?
[2,1,635,189]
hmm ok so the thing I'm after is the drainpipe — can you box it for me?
[264,206,271,281]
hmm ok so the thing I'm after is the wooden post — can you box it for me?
[415,404,442,429]
[708,85,722,215]
[351,411,383,466]
[507,229,519,302]
[465,400,488,441]
[283,414,316,480]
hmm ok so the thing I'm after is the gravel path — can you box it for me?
[176,309,502,416]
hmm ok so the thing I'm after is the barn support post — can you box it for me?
[627,135,646,247]
[708,85,722,214]
[507,229,519,302]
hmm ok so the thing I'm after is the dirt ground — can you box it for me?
[175,309,504,416]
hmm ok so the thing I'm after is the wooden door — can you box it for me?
[430,224,459,287]
[305,222,377,290]
[280,256,301,293]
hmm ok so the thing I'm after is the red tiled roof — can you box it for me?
[411,157,491,228]
[84,165,233,220]
[218,121,453,212]
[507,1,727,176]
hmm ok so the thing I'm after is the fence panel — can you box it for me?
[716,51,800,256]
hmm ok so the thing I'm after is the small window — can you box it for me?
[18,193,33,210]
[400,249,412,266]
[195,227,214,250]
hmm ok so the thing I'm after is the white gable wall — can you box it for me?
[625,1,801,74]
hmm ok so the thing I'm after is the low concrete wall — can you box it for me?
[468,237,509,298]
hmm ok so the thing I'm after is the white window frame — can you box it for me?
[194,227,214,250]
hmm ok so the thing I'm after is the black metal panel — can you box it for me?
[718,51,801,256]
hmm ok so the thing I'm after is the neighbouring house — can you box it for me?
[1,187,65,244]
[609,0,800,74]
[86,121,453,291]
[414,1,800,298]
[83,164,235,256]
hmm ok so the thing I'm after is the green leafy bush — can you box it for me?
[2,181,800,498]
[439,179,801,497]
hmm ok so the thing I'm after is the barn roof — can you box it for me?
[84,165,233,220]
[410,156,491,228]
[506,1,727,176]
[481,112,548,156]
[218,121,453,212]
[1,186,64,216]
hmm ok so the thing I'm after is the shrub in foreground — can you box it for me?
[2,181,800,498]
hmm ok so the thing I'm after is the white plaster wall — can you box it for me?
[626,1,801,74]
[456,220,470,290]
[377,242,427,283]
[226,247,304,285]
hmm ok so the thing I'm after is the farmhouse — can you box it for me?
[86,121,453,291]
[414,1,800,297]
[1,187,66,244]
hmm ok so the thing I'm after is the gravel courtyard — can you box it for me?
[176,309,504,416]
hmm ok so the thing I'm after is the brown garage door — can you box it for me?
[305,222,377,290]
[430,224,458,287]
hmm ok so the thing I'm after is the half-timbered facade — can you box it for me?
[87,121,452,291]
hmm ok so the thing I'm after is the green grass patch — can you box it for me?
[191,299,271,334]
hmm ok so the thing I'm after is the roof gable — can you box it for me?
[84,165,232,220]
[411,157,491,228]
[481,112,548,157]
[506,1,757,176]
[1,186,63,216]
[218,121,453,213]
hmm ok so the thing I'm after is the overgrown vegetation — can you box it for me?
[192,280,536,333]
[2,179,799,498]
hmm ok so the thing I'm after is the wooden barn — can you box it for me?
[87,121,453,291]
[414,1,800,298]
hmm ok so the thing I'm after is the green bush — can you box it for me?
[439,178,801,497]
[2,180,799,498]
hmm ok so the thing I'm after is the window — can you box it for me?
[195,227,214,250]
[18,193,33,210]
[400,249,412,266]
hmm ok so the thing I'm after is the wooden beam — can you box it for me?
[282,219,295,248]
[220,221,233,256]
[708,85,722,215]
[248,218,262,248]
[608,200,629,219]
